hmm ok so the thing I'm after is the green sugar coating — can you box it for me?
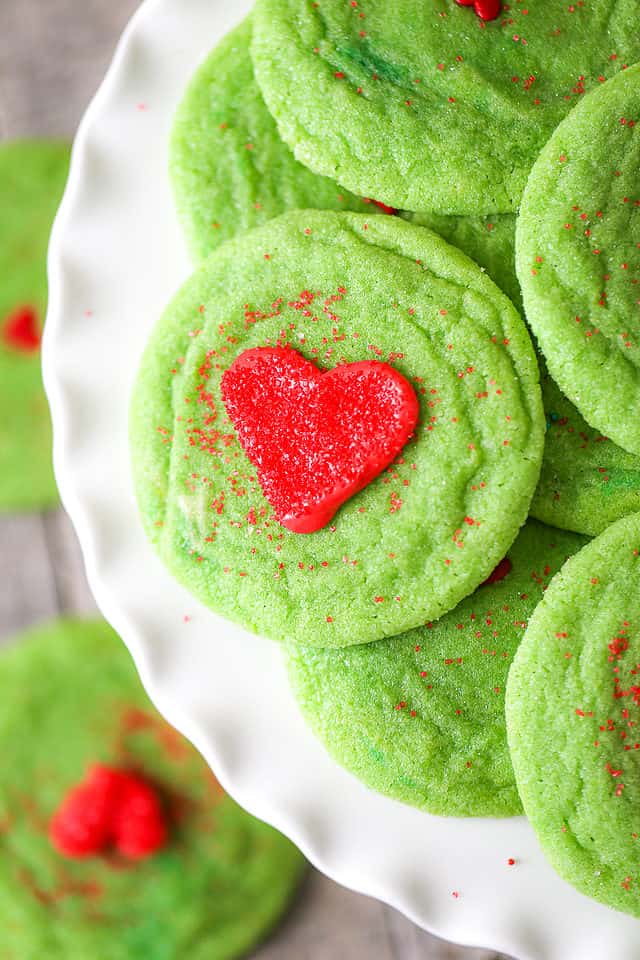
[287,520,586,817]
[405,211,640,537]
[170,17,369,263]
[403,212,522,310]
[131,211,544,648]
[250,0,640,215]
[506,513,640,917]
[0,619,305,958]
[0,140,70,511]
[516,64,640,457]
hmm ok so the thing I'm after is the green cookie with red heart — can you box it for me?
[0,140,70,511]
[0,618,305,958]
[131,210,544,647]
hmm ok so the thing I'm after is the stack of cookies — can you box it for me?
[131,0,640,919]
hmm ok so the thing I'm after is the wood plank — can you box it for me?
[254,869,396,960]
[41,510,97,616]
[0,0,139,138]
[0,514,58,643]
[383,904,505,959]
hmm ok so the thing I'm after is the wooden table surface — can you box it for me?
[0,2,505,957]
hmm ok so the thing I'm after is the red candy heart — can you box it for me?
[221,347,419,534]
[2,304,41,352]
[50,765,167,861]
[455,0,501,21]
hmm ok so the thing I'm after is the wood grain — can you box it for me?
[0,1,505,956]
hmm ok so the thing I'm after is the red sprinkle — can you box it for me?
[50,765,167,861]
[221,347,419,533]
[2,304,41,352]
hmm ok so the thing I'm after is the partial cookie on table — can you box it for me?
[287,520,586,817]
[507,513,640,917]
[251,0,640,214]
[131,210,544,648]
[0,140,70,511]
[0,618,305,958]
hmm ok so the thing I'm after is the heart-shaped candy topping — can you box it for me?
[454,0,501,21]
[2,304,41,352]
[49,765,167,861]
[221,347,419,534]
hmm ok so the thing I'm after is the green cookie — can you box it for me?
[131,211,543,648]
[516,64,640,456]
[0,619,305,958]
[506,513,640,917]
[0,140,70,511]
[170,18,370,262]
[407,211,640,537]
[251,0,640,214]
[287,520,586,817]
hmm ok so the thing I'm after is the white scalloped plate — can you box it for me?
[42,2,640,957]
